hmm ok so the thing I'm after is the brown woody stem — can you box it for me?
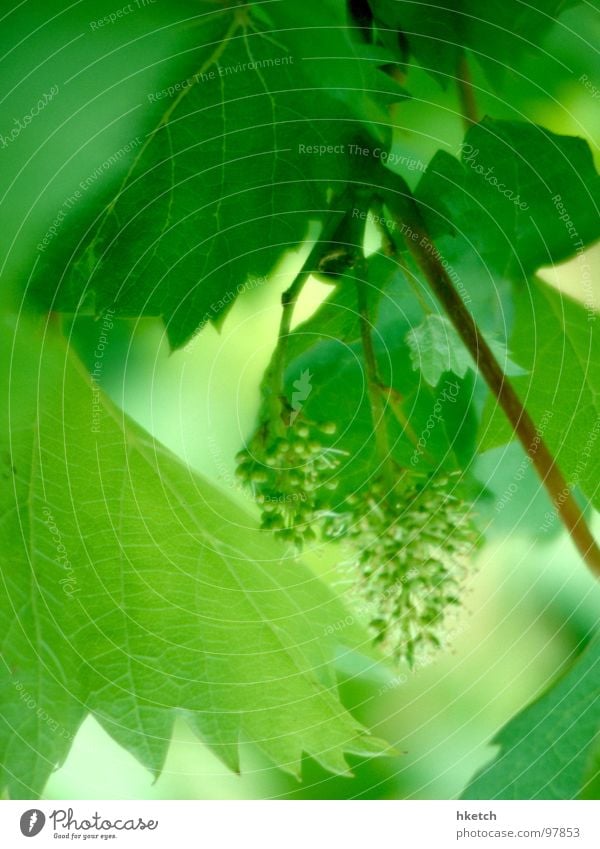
[385,196,600,578]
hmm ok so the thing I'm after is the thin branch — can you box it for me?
[263,207,352,420]
[456,53,479,131]
[371,203,433,315]
[264,239,325,418]
[380,382,432,459]
[383,196,600,578]
[354,261,395,486]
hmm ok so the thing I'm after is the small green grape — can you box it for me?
[326,474,478,666]
[236,414,344,549]
[238,412,477,664]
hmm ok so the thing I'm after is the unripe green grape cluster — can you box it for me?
[235,417,342,548]
[237,417,477,665]
[329,475,477,665]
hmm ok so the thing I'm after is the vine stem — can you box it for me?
[263,244,319,424]
[263,207,351,419]
[456,53,479,130]
[269,258,310,398]
[384,194,600,578]
[354,261,394,486]
[371,202,433,316]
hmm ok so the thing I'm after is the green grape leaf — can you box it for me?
[281,253,479,492]
[0,314,387,799]
[463,636,600,799]
[480,278,600,510]
[406,313,525,388]
[415,118,600,280]
[460,0,583,87]
[370,0,582,86]
[579,736,600,799]
[29,1,403,349]
[370,0,461,85]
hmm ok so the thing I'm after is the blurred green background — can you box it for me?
[1,0,599,799]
